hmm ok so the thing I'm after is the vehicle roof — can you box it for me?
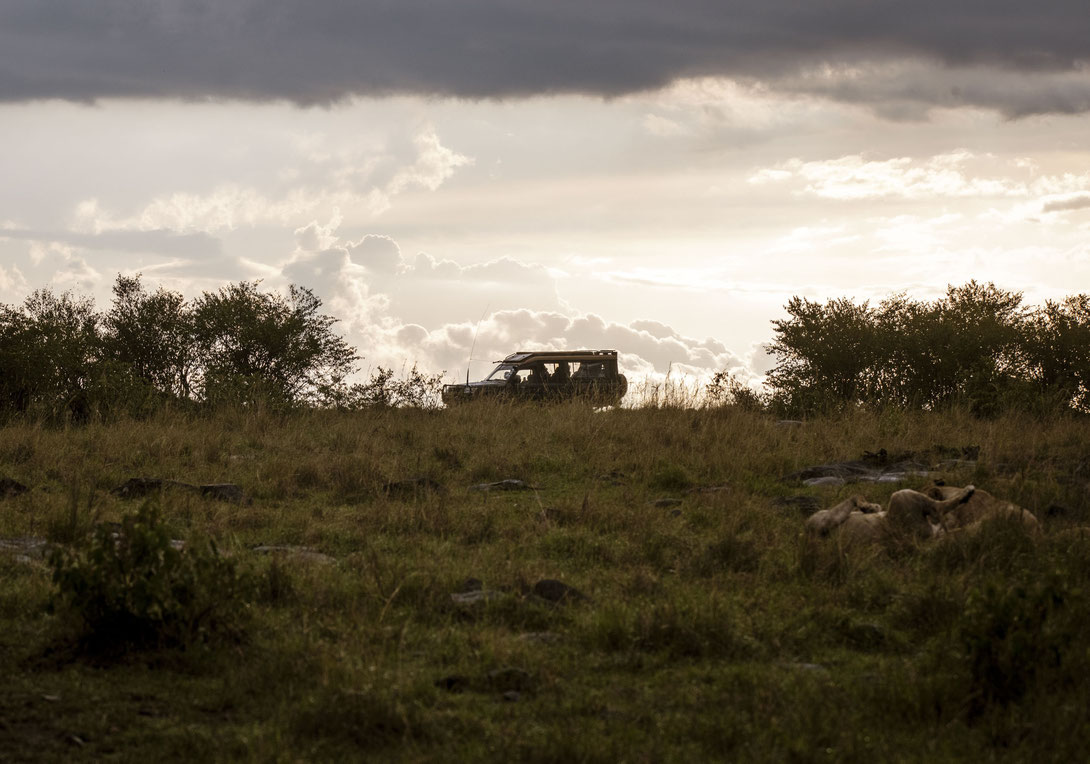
[499,349,617,363]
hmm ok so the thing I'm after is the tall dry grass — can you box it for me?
[1,403,1089,760]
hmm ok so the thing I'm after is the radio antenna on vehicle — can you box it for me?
[466,305,490,385]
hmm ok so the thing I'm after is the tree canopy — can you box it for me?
[0,275,361,421]
[763,281,1090,416]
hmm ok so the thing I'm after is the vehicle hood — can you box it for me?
[443,380,507,392]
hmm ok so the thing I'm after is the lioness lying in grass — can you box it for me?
[806,485,977,544]
[922,482,1039,535]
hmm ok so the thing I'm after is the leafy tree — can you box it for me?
[191,281,358,408]
[0,303,34,415]
[100,274,195,402]
[17,288,102,420]
[934,281,1030,414]
[766,296,883,414]
[1026,294,1090,411]
[764,282,1037,416]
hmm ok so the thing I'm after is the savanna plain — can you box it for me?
[1,403,1088,762]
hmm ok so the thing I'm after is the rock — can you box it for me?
[112,477,248,503]
[596,470,627,485]
[485,667,533,692]
[532,579,588,604]
[251,545,336,564]
[650,498,682,508]
[451,589,505,605]
[803,477,846,487]
[502,691,521,702]
[111,477,175,498]
[0,477,29,499]
[434,675,470,693]
[470,479,534,492]
[0,537,49,564]
[773,495,822,513]
[791,662,829,673]
[198,483,248,503]
[384,477,445,498]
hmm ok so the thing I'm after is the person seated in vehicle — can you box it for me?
[526,364,547,385]
[550,361,571,385]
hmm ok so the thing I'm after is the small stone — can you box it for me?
[669,509,682,518]
[650,498,682,508]
[532,579,588,604]
[502,691,521,702]
[0,477,29,499]
[803,477,846,487]
[470,479,533,492]
[198,483,248,503]
[773,495,821,513]
[596,470,627,485]
[0,537,49,560]
[451,589,505,605]
[111,477,169,499]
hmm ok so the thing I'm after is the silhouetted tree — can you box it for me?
[18,288,101,421]
[765,282,1040,416]
[191,281,358,408]
[100,274,195,402]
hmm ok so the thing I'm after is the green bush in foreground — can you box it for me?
[48,502,252,654]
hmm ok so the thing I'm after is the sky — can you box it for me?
[2,1,1090,385]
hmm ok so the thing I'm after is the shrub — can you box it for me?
[48,502,252,654]
[342,365,445,409]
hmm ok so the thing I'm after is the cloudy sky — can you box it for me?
[2,1,1089,384]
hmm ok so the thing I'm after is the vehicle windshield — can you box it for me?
[484,363,516,381]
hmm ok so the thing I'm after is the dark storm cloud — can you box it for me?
[2,1,1089,114]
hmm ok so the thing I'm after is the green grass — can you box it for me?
[1,404,1089,761]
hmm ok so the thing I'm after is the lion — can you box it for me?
[806,485,977,544]
[922,483,1039,535]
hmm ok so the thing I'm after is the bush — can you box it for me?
[341,365,445,409]
[48,502,252,654]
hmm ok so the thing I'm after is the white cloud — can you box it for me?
[387,127,472,194]
[70,127,471,236]
[749,150,1090,204]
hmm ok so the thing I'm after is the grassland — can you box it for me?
[1,403,1089,762]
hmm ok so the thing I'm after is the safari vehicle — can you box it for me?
[442,349,628,405]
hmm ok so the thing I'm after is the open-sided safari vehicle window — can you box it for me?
[443,350,628,406]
